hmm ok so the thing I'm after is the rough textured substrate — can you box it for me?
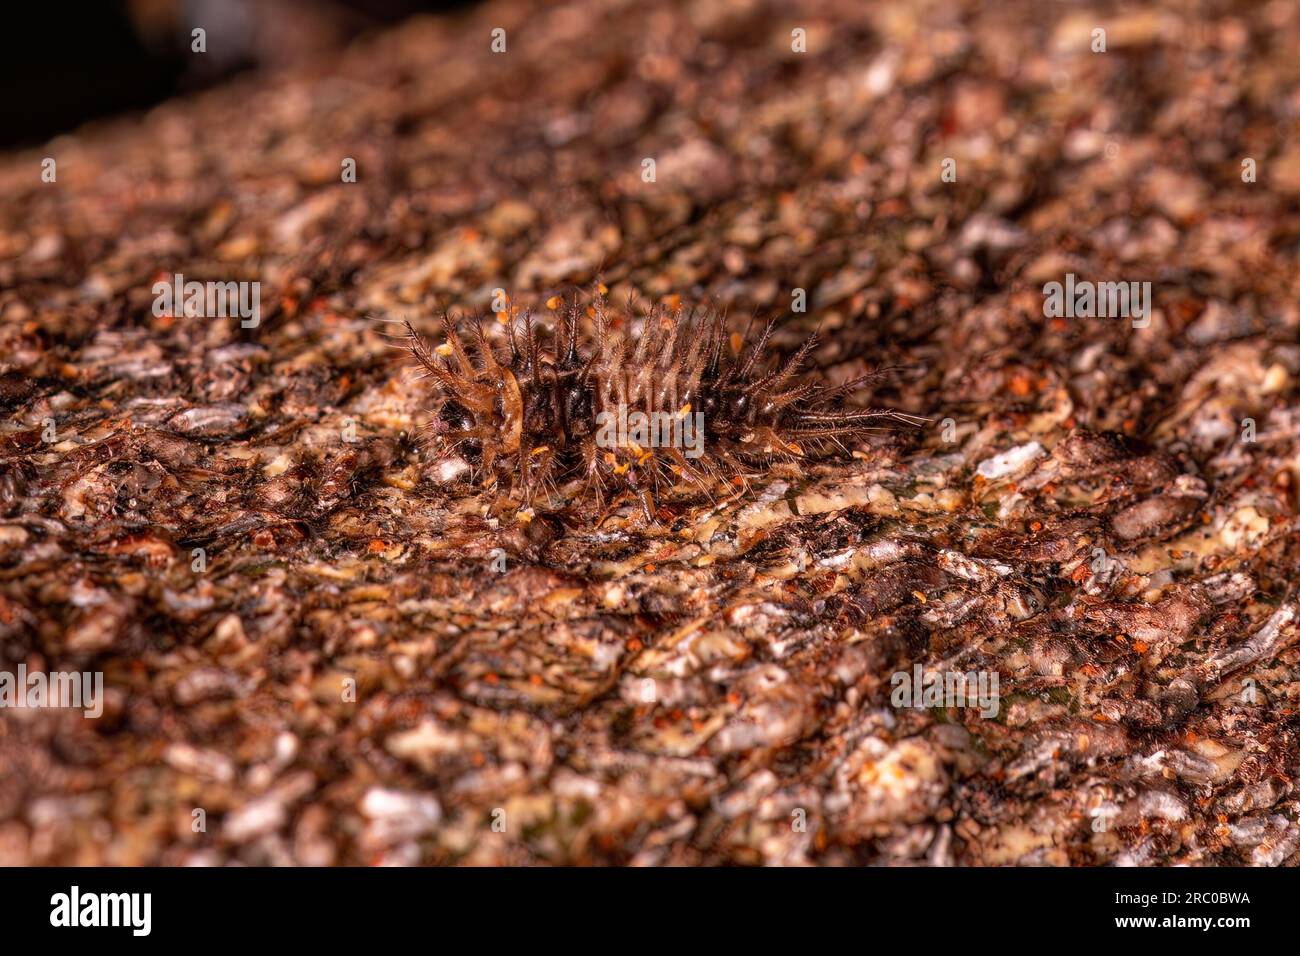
[1,0,1299,865]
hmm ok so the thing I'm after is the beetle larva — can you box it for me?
[405,293,923,518]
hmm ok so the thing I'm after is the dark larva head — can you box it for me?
[405,293,924,519]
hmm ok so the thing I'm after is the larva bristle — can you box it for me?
[405,293,924,518]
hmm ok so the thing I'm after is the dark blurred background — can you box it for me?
[0,0,476,148]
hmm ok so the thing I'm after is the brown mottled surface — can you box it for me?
[2,0,1299,865]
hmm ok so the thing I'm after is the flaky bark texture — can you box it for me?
[1,0,1299,865]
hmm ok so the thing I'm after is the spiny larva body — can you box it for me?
[405,293,922,518]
